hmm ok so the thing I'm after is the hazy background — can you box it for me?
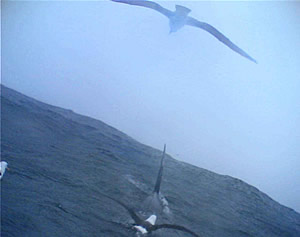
[2,1,300,212]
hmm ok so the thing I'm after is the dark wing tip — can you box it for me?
[186,17,257,64]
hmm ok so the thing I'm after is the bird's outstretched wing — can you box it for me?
[101,193,143,225]
[153,224,201,237]
[153,144,166,194]
[186,17,257,63]
[111,0,173,18]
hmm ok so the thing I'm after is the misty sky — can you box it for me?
[2,1,300,212]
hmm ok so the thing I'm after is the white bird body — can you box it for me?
[0,161,9,180]
[145,214,157,225]
[133,225,148,234]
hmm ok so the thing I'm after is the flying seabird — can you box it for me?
[0,161,9,180]
[111,0,257,63]
[103,194,200,237]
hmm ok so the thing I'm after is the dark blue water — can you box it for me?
[2,85,300,237]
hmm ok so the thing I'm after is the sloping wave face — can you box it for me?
[1,85,300,237]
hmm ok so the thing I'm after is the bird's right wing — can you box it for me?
[186,17,257,63]
[111,0,173,18]
[101,193,143,225]
[153,223,201,237]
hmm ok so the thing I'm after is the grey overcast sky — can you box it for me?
[2,1,300,212]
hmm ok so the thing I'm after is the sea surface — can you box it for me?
[2,85,300,237]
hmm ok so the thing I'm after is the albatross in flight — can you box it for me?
[111,0,257,63]
[103,194,200,236]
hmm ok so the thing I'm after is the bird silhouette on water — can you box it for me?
[111,0,257,63]
[102,145,200,236]
[103,193,201,236]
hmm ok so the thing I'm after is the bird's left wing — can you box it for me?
[153,224,201,237]
[111,0,173,18]
[186,17,257,63]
